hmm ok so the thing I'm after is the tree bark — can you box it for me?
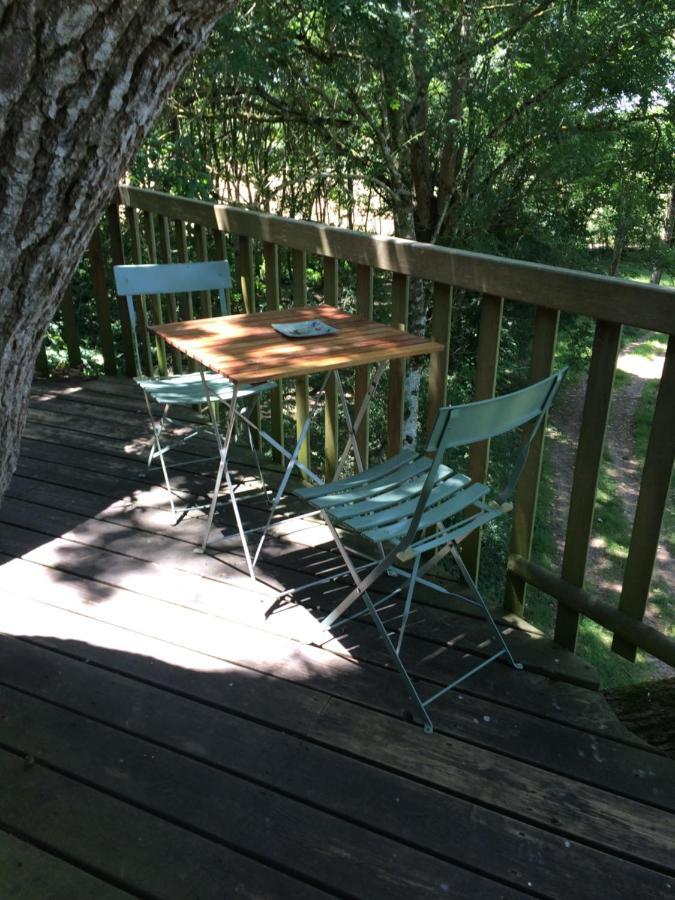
[0,0,235,504]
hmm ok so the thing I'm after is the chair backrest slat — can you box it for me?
[113,261,232,297]
[112,261,232,376]
[427,370,567,453]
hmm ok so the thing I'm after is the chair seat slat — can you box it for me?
[295,449,418,501]
[338,469,470,529]
[363,481,489,542]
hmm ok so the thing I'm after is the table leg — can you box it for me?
[334,361,386,478]
[199,375,255,579]
[252,370,332,567]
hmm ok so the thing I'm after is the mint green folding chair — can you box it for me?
[113,262,276,539]
[294,369,567,733]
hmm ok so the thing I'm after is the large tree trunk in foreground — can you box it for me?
[0,1,234,503]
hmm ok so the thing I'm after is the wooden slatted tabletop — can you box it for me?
[149,306,443,383]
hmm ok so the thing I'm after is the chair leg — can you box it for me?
[449,542,523,672]
[396,553,421,654]
[360,590,434,734]
[242,397,272,508]
[143,393,178,520]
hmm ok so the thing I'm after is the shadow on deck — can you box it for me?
[0,376,674,899]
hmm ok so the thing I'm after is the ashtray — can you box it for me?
[272,319,338,338]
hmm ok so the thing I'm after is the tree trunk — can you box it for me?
[651,185,675,285]
[0,0,235,504]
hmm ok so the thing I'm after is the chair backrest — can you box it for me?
[427,369,567,453]
[113,261,232,376]
[393,369,566,551]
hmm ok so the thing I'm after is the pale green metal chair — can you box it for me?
[113,262,276,530]
[294,369,567,733]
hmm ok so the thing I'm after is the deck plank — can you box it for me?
[0,376,673,898]
[0,829,134,900]
[2,504,669,806]
[1,636,672,900]
[0,680,518,900]
[0,749,328,900]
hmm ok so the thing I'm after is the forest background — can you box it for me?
[50,0,675,685]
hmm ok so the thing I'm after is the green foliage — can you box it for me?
[120,2,675,685]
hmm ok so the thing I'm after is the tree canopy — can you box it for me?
[135,0,675,271]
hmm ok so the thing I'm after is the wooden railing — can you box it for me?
[39,184,675,669]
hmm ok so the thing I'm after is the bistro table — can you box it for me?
[150,304,442,578]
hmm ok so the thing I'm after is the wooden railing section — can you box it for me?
[39,184,675,670]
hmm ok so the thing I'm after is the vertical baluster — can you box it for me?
[35,342,49,377]
[143,211,167,375]
[264,241,284,464]
[554,319,623,650]
[214,229,228,264]
[197,226,213,317]
[355,264,374,468]
[462,293,503,579]
[174,220,194,318]
[612,334,675,660]
[89,224,116,375]
[292,248,310,473]
[174,219,194,371]
[504,307,560,616]
[426,282,452,438]
[157,215,181,373]
[323,256,339,480]
[239,236,255,314]
[127,206,153,374]
[108,203,135,377]
[387,273,410,457]
[60,285,82,370]
[239,235,261,448]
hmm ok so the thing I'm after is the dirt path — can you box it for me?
[545,333,673,669]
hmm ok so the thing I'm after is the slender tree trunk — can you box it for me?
[0,0,235,505]
[609,218,628,276]
[651,185,675,285]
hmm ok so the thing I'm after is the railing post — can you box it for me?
[238,235,255,314]
[264,241,284,465]
[197,225,213,317]
[174,219,194,319]
[613,333,675,660]
[293,248,310,473]
[426,282,452,439]
[387,273,410,458]
[554,319,623,651]
[355,264,374,468]
[127,206,153,374]
[143,211,167,375]
[107,203,135,377]
[89,224,116,375]
[35,342,49,377]
[158,215,182,373]
[462,293,503,580]
[60,285,82,370]
[323,256,339,480]
[504,306,560,616]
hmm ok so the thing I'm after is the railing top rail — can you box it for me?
[118,184,675,334]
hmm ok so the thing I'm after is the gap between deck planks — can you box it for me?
[1,375,673,897]
[1,500,662,804]
[22,379,599,686]
[0,632,674,900]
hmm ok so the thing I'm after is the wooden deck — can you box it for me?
[1,376,674,899]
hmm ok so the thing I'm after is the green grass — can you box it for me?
[633,379,675,557]
[523,321,673,687]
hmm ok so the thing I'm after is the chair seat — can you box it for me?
[295,450,500,551]
[136,371,276,406]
